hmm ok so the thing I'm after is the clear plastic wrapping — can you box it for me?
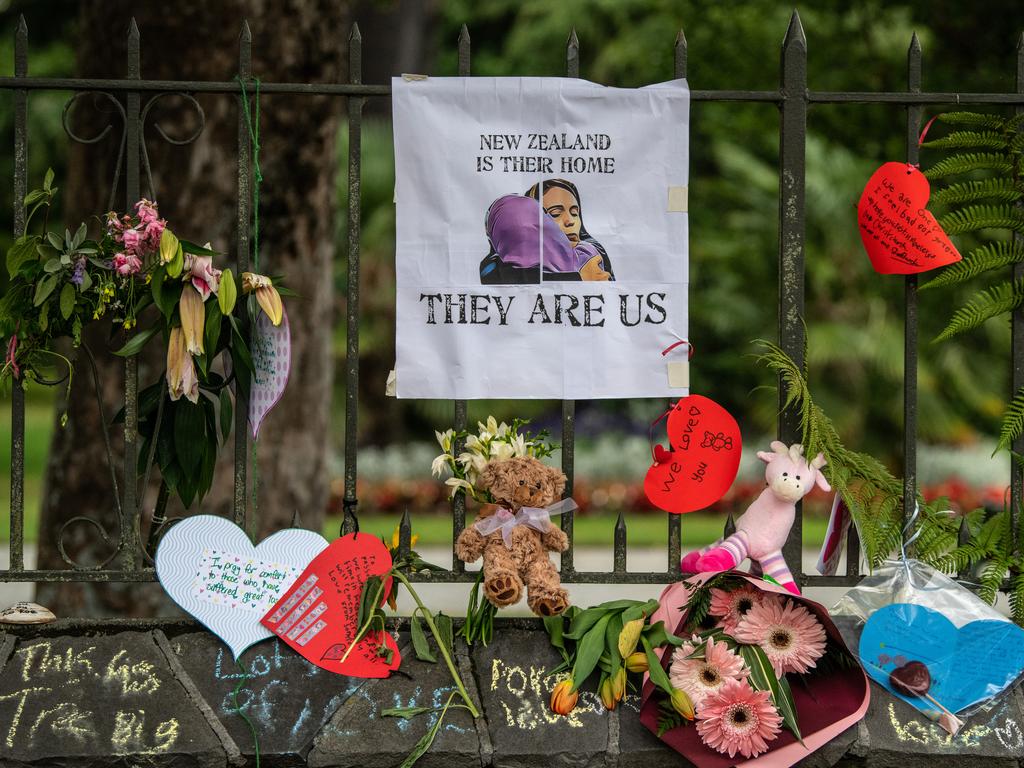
[832,558,1024,734]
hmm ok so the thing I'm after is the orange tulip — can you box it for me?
[670,687,695,720]
[600,676,617,710]
[624,651,649,673]
[549,679,579,716]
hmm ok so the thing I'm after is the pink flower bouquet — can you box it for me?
[639,571,869,768]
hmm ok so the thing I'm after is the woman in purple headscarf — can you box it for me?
[479,179,613,284]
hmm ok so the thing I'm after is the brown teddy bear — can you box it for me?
[454,456,571,616]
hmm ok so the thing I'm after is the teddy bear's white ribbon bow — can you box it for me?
[474,498,578,548]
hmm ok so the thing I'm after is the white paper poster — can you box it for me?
[393,76,689,399]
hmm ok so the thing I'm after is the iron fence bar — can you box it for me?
[121,19,142,570]
[778,11,807,586]
[8,16,27,572]
[560,28,580,577]
[666,28,687,575]
[451,25,471,574]
[233,22,252,529]
[809,92,1024,104]
[1012,33,1024,550]
[903,35,922,551]
[342,23,363,536]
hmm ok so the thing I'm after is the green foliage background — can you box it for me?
[1,0,1023,511]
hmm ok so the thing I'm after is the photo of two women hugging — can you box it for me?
[479,178,614,284]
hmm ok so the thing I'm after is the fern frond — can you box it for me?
[925,153,1014,179]
[920,243,1024,290]
[979,559,1009,604]
[996,387,1024,453]
[936,112,1007,130]
[933,279,1024,342]
[930,178,1023,206]
[1010,572,1024,625]
[938,205,1024,235]
[921,130,1008,151]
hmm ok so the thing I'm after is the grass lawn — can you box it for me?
[0,395,828,551]
[325,512,829,550]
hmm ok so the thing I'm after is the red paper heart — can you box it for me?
[858,162,962,275]
[261,533,401,678]
[644,395,742,514]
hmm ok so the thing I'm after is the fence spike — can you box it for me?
[400,508,412,558]
[349,21,361,42]
[458,23,471,75]
[614,511,627,573]
[909,30,921,55]
[567,27,579,49]
[291,509,302,528]
[782,10,805,49]
[240,19,251,42]
[674,28,687,79]
[724,513,736,538]
[16,13,26,37]
[459,23,470,46]
[128,16,140,41]
[1018,30,1024,52]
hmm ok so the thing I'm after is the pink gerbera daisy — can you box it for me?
[708,584,763,633]
[696,678,783,758]
[733,597,827,676]
[669,637,749,707]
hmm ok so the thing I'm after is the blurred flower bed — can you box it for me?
[328,437,1010,520]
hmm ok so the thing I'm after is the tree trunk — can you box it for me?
[36,0,346,616]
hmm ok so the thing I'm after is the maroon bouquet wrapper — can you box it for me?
[639,572,870,768]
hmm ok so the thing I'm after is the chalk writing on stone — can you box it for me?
[489,658,603,729]
[886,702,993,749]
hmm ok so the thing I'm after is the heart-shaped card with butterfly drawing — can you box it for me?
[644,394,742,514]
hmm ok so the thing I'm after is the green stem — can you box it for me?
[393,570,481,719]
[338,577,388,664]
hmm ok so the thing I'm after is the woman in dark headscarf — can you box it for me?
[479,178,613,284]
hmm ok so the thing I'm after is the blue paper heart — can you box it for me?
[860,603,1024,714]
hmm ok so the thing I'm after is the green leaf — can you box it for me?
[43,167,54,191]
[920,129,1008,151]
[924,152,1014,179]
[937,112,1007,130]
[219,388,233,442]
[179,239,221,256]
[79,270,92,292]
[605,613,623,668]
[570,613,611,691]
[930,178,1023,207]
[435,612,454,656]
[738,644,801,741]
[643,620,684,648]
[218,269,237,315]
[411,613,438,663]
[382,706,436,720]
[113,324,160,356]
[641,635,673,694]
[543,614,566,651]
[6,235,38,278]
[151,268,175,318]
[921,243,1024,290]
[933,279,1024,342]
[73,222,87,249]
[397,693,455,768]
[204,301,223,358]
[938,205,1024,235]
[33,274,58,306]
[45,231,63,250]
[43,258,62,273]
[174,401,206,475]
[59,283,75,320]
[358,575,383,630]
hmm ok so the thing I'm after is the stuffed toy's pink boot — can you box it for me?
[694,548,737,572]
[680,550,702,573]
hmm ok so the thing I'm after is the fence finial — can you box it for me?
[349,22,361,42]
[240,19,251,42]
[128,17,140,41]
[567,27,579,49]
[1017,30,1024,52]
[674,28,687,79]
[909,31,921,55]
[16,14,26,37]
[782,10,805,48]
[459,23,470,45]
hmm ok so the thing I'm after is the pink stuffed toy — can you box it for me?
[680,441,829,595]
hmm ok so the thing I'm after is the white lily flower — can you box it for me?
[496,421,510,437]
[485,416,499,435]
[491,441,515,461]
[445,477,474,499]
[511,434,528,457]
[431,454,450,478]
[435,429,454,452]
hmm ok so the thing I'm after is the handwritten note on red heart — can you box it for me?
[261,533,401,678]
[644,395,742,514]
[858,162,961,275]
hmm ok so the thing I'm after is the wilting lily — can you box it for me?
[618,618,644,658]
[549,679,579,716]
[624,651,649,673]
[179,283,205,355]
[242,271,283,326]
[185,252,222,301]
[166,327,199,403]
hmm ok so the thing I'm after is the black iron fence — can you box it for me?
[2,12,1024,594]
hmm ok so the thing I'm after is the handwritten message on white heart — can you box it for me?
[156,514,328,659]
[249,307,291,439]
